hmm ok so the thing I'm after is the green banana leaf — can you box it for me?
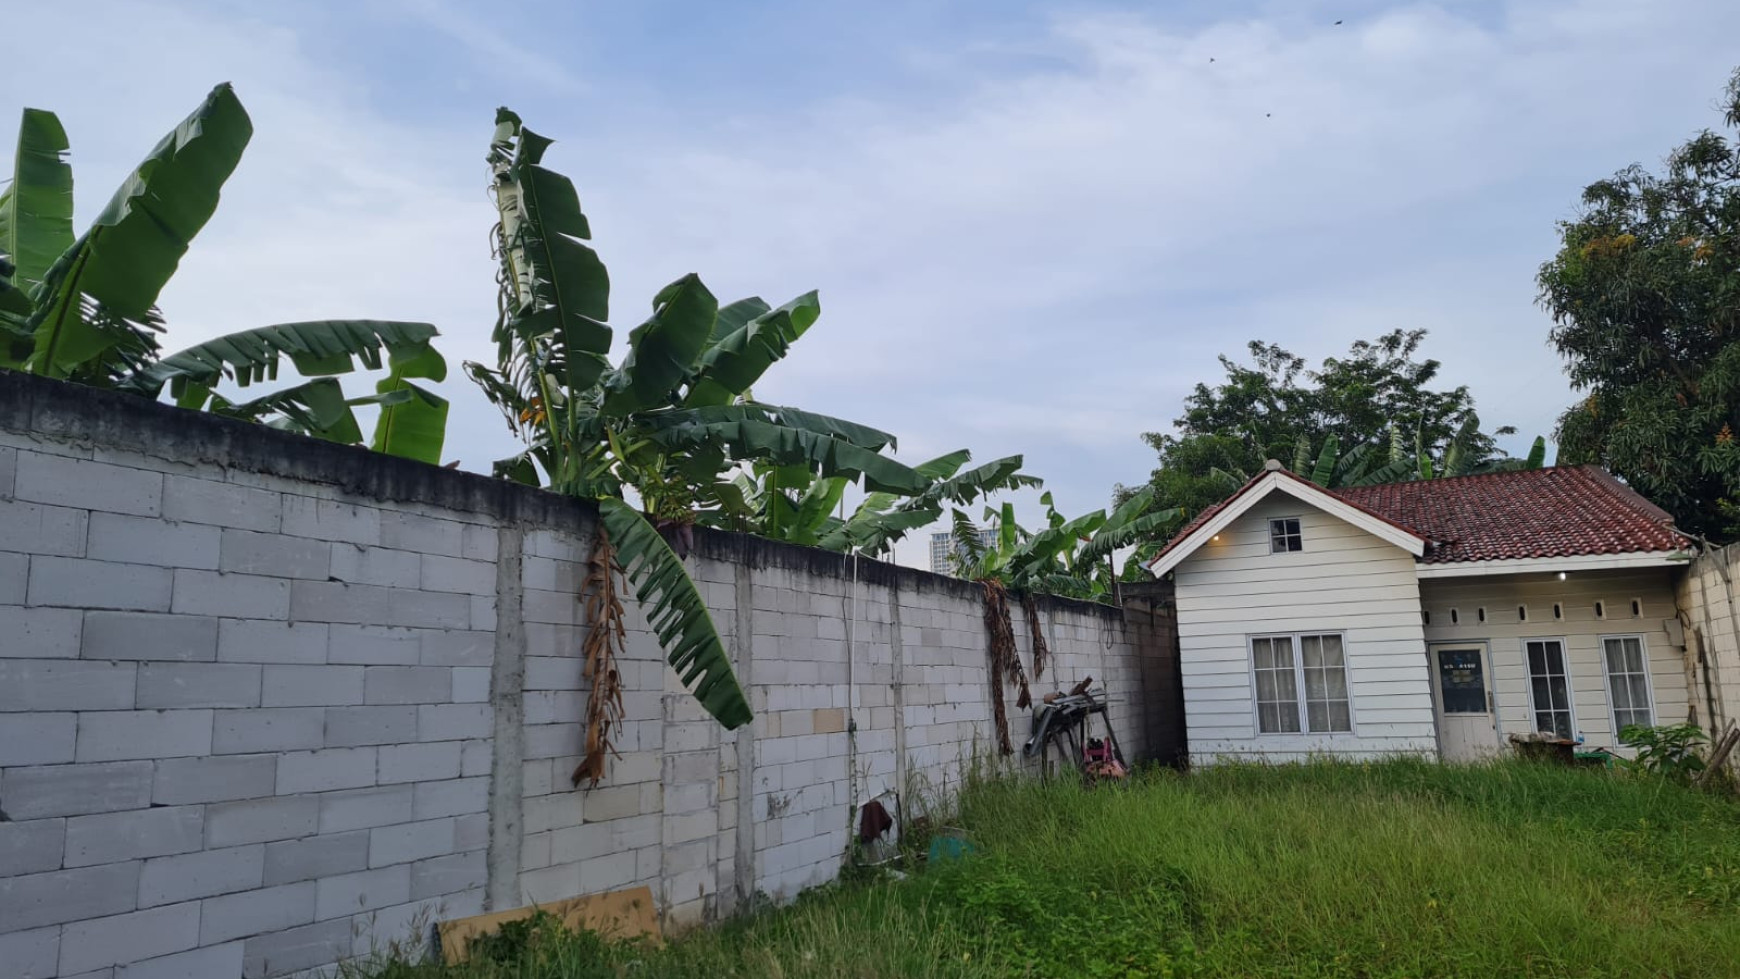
[1525,436,1548,469]
[369,341,449,464]
[27,84,251,380]
[684,290,821,408]
[492,108,612,394]
[599,498,750,729]
[1353,458,1415,487]
[602,273,717,416]
[0,108,74,296]
[1311,434,1340,487]
[209,377,364,443]
[706,296,771,345]
[639,404,924,495]
[125,320,441,399]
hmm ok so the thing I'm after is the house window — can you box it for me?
[1450,608,1460,625]
[1552,603,1563,621]
[1477,607,1487,624]
[1518,606,1528,622]
[1525,639,1574,739]
[1631,599,1642,618]
[1595,601,1605,620]
[1603,636,1654,732]
[1422,610,1431,625]
[1252,633,1351,734]
[1269,518,1303,553]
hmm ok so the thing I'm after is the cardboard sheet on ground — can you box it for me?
[437,885,661,962]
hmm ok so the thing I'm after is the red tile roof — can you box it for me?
[1331,465,1687,564]
[1151,464,1688,569]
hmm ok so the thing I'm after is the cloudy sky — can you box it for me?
[5,0,1737,566]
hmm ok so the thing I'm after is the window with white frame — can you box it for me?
[1252,633,1351,734]
[1525,639,1574,739]
[1602,636,1654,732]
[1269,517,1303,553]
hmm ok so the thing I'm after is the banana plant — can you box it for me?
[1288,419,1552,489]
[706,448,1040,556]
[0,86,449,464]
[954,487,1182,603]
[468,109,939,762]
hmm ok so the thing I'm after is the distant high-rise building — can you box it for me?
[929,526,994,576]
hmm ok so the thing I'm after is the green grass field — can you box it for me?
[355,760,1740,978]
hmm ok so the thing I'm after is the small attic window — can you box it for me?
[1631,599,1643,618]
[1477,607,1487,624]
[1518,605,1529,622]
[1450,608,1460,625]
[1423,610,1431,625]
[1595,601,1606,620]
[1553,603,1564,621]
[1269,518,1303,553]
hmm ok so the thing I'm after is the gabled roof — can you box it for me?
[1331,465,1688,565]
[1149,463,1690,577]
[1147,463,1426,577]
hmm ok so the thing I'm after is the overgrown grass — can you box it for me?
[354,760,1740,978]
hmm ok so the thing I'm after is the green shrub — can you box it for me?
[1620,723,1709,782]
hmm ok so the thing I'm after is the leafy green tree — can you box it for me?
[1539,67,1740,540]
[1129,330,1514,516]
[0,86,448,463]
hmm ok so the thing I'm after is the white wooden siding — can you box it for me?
[1419,570,1688,749]
[1174,496,1436,761]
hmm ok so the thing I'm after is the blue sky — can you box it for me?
[6,0,1738,566]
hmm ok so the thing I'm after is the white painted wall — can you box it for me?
[1420,570,1689,750]
[1173,495,1436,761]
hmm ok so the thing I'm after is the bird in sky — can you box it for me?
[1334,19,1344,25]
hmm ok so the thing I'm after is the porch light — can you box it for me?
[1212,535,1220,542]
[1558,572,1567,580]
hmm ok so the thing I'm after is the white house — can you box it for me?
[1149,461,1695,762]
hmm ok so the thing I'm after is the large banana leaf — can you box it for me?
[599,498,750,729]
[491,108,612,394]
[208,377,364,443]
[0,258,29,356]
[0,108,74,295]
[639,403,924,495]
[684,290,821,408]
[125,320,441,400]
[1352,457,1416,487]
[788,476,848,547]
[1525,436,1548,469]
[602,273,716,416]
[27,84,251,380]
[1311,434,1340,486]
[369,341,449,464]
[916,454,1038,506]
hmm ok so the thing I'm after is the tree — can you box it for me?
[0,86,448,463]
[1539,67,1740,541]
[1130,330,1514,518]
[468,109,938,781]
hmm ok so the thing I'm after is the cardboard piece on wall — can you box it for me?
[437,885,661,963]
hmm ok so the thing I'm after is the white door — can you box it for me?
[1429,644,1498,762]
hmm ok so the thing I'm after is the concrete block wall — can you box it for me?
[0,373,1179,976]
[1675,547,1740,744]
